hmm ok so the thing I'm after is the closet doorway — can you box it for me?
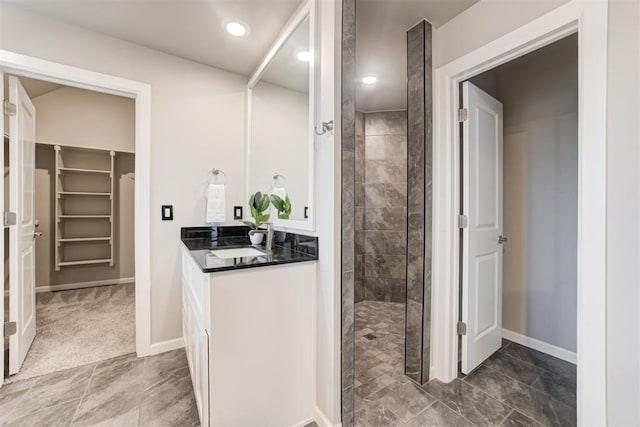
[3,74,136,382]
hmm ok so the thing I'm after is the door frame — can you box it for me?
[430,0,608,424]
[0,50,153,387]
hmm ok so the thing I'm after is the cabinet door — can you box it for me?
[194,324,209,426]
[188,301,209,426]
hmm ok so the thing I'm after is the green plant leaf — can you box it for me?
[284,196,292,213]
[270,195,285,211]
[240,220,258,230]
[248,191,271,227]
[259,195,270,211]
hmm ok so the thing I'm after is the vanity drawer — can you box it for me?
[181,246,208,321]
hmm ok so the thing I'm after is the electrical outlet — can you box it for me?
[161,205,173,221]
[234,206,243,220]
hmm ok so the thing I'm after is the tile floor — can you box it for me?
[1,299,576,426]
[0,348,199,426]
[354,300,577,426]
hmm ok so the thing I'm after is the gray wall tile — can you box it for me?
[356,111,408,305]
[405,20,433,384]
[365,111,407,136]
[341,0,356,425]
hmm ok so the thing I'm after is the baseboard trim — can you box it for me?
[502,328,576,364]
[147,337,184,356]
[313,406,341,427]
[294,416,316,427]
[35,277,135,293]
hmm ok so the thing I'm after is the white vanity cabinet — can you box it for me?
[181,245,315,426]
[181,245,210,426]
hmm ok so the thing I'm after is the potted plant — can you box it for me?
[241,192,270,245]
[270,194,292,219]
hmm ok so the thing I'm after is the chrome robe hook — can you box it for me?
[314,120,334,136]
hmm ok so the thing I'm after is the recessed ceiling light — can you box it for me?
[362,75,377,85]
[297,51,311,62]
[225,20,248,37]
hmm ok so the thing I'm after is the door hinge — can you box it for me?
[458,108,468,122]
[457,321,467,336]
[458,214,468,229]
[3,211,16,227]
[3,100,16,117]
[4,321,16,338]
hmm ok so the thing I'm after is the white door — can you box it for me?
[8,76,37,375]
[461,81,504,374]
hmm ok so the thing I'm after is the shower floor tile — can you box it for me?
[353,300,577,426]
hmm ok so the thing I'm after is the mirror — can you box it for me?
[247,7,314,229]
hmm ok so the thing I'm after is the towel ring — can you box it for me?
[208,168,227,185]
[271,173,287,188]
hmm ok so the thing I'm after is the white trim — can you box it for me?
[246,0,317,233]
[3,277,136,297]
[35,277,135,293]
[430,1,608,425]
[313,406,341,427]
[294,416,316,427]
[0,50,153,368]
[0,68,4,387]
[502,329,577,365]
[148,337,184,356]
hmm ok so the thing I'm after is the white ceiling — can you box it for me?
[259,16,310,93]
[7,0,477,111]
[356,0,478,112]
[8,0,304,76]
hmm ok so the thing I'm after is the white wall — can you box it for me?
[0,4,248,345]
[605,0,640,425]
[436,0,640,423]
[32,86,135,152]
[313,0,342,424]
[250,81,309,220]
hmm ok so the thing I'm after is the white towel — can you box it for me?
[206,184,226,223]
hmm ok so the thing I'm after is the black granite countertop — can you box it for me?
[181,226,318,273]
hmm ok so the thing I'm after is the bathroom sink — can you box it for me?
[210,247,267,259]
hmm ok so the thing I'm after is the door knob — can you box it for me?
[33,231,43,238]
[498,235,508,244]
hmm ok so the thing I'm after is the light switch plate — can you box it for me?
[233,206,243,220]
[161,205,173,221]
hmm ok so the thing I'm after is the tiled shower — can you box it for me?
[354,111,408,303]
[343,10,432,424]
[353,110,409,417]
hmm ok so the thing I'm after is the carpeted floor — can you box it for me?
[6,283,135,383]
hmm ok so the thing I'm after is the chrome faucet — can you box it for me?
[248,223,274,250]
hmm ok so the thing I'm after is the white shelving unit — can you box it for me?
[54,145,116,270]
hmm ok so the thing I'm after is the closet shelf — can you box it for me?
[58,215,111,219]
[58,191,111,196]
[54,145,116,271]
[57,259,112,267]
[58,167,111,175]
[58,237,111,243]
